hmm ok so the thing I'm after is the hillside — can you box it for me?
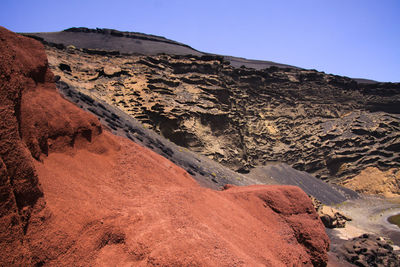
[0,26,331,266]
[26,28,400,184]
[24,27,298,69]
[3,26,400,266]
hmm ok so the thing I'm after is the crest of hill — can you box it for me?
[23,27,300,70]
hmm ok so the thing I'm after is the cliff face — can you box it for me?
[0,27,329,266]
[0,26,102,265]
[43,44,400,182]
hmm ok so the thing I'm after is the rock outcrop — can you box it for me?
[39,42,400,183]
[1,27,330,266]
[318,206,351,229]
[310,197,351,228]
[336,234,400,267]
[0,26,102,265]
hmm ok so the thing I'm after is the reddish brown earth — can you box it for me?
[0,26,329,266]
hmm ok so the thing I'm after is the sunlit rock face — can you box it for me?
[32,27,400,183]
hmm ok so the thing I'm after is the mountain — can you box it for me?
[24,28,400,186]
[0,26,333,266]
[3,26,400,265]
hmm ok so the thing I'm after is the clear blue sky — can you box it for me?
[1,0,399,82]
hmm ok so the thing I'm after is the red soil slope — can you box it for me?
[0,26,329,266]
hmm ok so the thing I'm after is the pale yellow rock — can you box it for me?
[318,205,351,228]
[341,167,400,197]
[103,66,121,76]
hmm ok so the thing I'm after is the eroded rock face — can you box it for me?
[0,26,50,265]
[1,27,330,266]
[43,43,400,182]
[0,26,101,265]
[54,80,359,202]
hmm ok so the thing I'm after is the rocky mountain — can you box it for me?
[25,28,400,185]
[0,26,332,266]
[2,25,399,266]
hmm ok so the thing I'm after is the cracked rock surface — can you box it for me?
[42,44,400,183]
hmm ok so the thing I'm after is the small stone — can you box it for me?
[103,66,122,76]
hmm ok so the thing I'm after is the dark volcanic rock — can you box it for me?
[336,234,400,267]
[247,163,358,205]
[23,28,298,69]
[23,27,203,56]
[40,42,400,183]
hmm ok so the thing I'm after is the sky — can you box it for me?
[1,0,399,82]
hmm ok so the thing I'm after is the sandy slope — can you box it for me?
[31,132,329,266]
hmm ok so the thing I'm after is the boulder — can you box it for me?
[318,205,351,228]
[310,196,351,228]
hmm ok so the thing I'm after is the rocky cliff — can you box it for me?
[1,27,330,266]
[37,37,400,183]
[0,26,102,265]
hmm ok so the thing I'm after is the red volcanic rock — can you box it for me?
[0,26,46,265]
[0,27,329,266]
[0,26,103,265]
